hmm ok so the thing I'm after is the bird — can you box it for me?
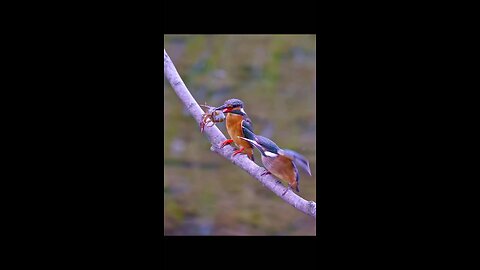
[238,128,312,196]
[214,98,255,161]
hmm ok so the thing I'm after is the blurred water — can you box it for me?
[164,34,316,236]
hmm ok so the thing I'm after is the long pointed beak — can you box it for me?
[214,104,226,110]
[214,104,231,113]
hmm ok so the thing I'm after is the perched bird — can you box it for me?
[214,99,255,161]
[238,129,312,195]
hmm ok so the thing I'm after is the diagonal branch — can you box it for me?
[164,49,316,219]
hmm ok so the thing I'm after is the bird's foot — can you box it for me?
[220,139,234,148]
[260,169,271,176]
[282,186,290,196]
[232,147,245,157]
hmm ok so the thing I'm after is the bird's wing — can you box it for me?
[278,149,312,176]
[241,117,256,141]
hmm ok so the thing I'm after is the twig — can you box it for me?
[164,49,316,218]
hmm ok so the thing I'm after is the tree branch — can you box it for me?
[164,49,316,219]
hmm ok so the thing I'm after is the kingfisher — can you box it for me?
[214,98,255,161]
[238,129,312,196]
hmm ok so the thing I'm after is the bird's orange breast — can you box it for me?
[225,113,254,160]
[226,114,250,149]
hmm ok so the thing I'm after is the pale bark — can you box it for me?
[164,49,316,218]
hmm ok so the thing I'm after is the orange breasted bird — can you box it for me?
[238,129,312,196]
[214,99,255,161]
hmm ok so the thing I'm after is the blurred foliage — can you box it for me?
[164,35,316,235]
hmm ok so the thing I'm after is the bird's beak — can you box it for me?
[214,104,231,113]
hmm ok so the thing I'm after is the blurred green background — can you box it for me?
[164,34,316,235]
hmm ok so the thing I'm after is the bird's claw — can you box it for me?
[260,169,271,176]
[220,139,234,148]
[232,146,245,157]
